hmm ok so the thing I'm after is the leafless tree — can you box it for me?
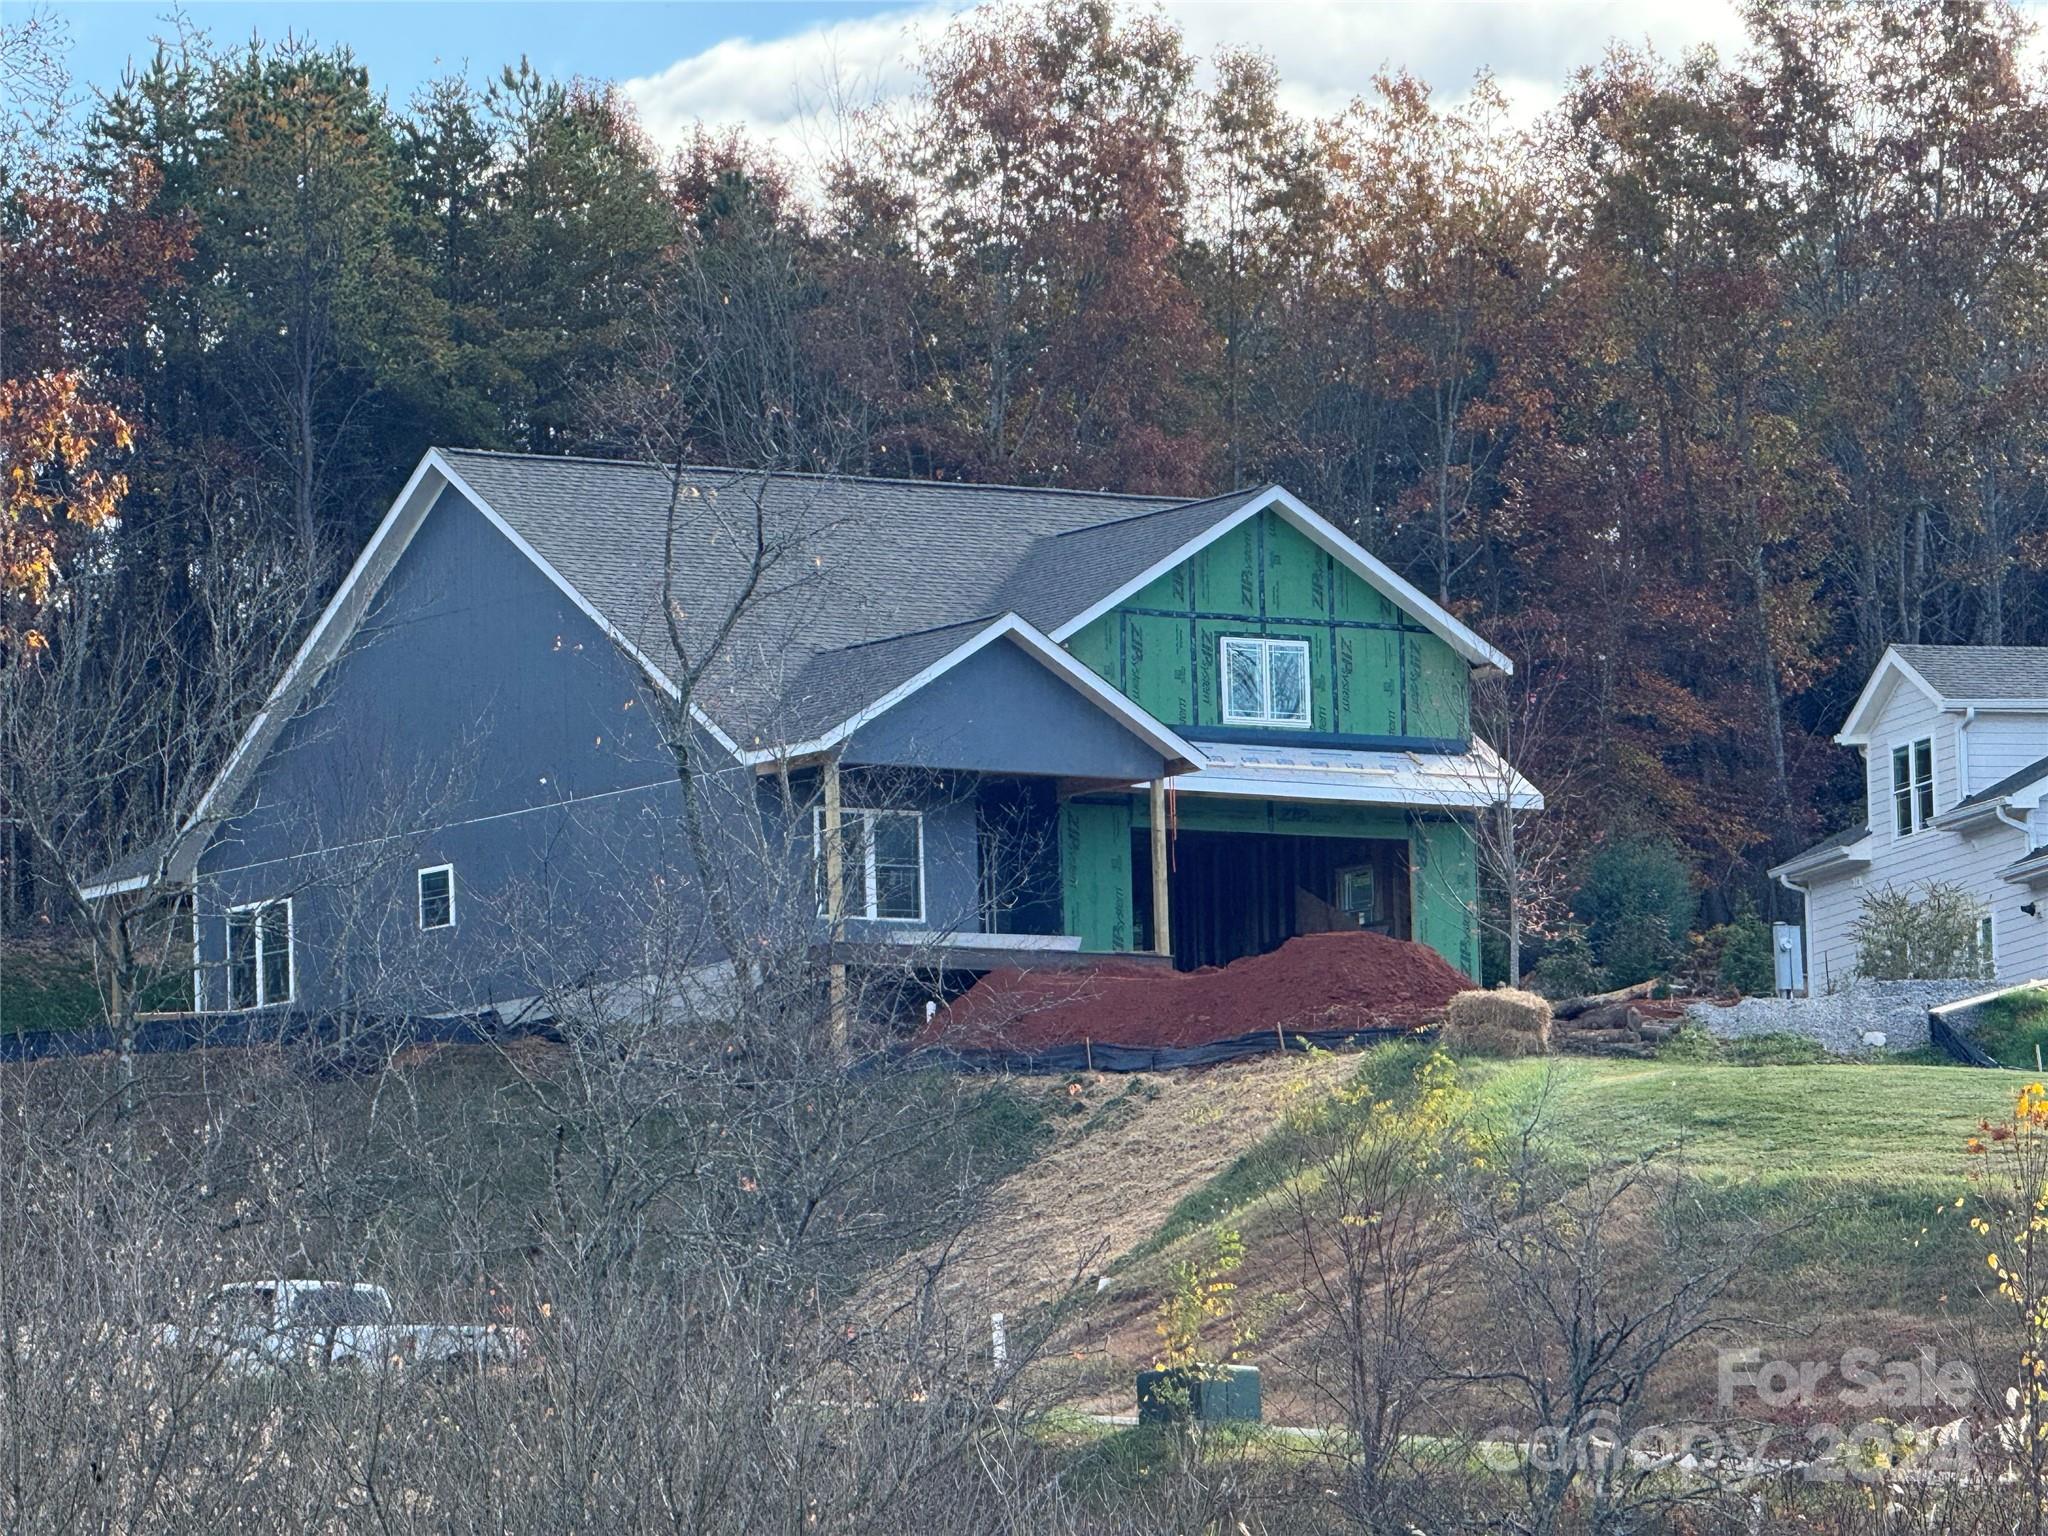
[1414,660,1580,985]
[1278,1047,1475,1525]
[1452,1139,1766,1536]
[0,514,314,1104]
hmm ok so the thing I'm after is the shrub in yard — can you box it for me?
[1442,987,1552,1057]
[1713,901,1776,997]
[1573,837,1696,986]
[1527,927,1605,1001]
[1850,881,1989,980]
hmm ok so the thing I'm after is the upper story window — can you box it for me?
[1891,737,1935,836]
[226,898,293,1010]
[418,864,455,930]
[1220,636,1311,729]
[813,807,924,922]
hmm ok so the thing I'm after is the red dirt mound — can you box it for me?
[921,931,1469,1052]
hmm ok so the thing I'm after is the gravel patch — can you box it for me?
[1685,979,1986,1054]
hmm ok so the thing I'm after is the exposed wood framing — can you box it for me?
[1150,777,1173,959]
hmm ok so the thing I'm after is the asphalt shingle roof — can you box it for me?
[1895,645,2048,701]
[437,450,1254,746]
[1955,752,2048,812]
[1770,822,1871,875]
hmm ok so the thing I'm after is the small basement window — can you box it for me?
[418,864,455,930]
[226,898,293,1010]
[1891,737,1935,836]
[813,808,925,922]
[1220,635,1311,728]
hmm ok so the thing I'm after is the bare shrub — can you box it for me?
[1851,881,1990,981]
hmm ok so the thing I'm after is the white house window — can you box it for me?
[226,898,293,1010]
[1891,737,1934,836]
[418,865,455,930]
[1220,636,1311,728]
[813,808,924,921]
[1980,915,1996,971]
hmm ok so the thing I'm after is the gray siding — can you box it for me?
[841,637,1169,781]
[194,487,738,1014]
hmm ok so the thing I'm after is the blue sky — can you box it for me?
[46,2,909,107]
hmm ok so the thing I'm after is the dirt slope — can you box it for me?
[889,1052,1352,1322]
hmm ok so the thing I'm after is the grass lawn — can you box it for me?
[1093,1045,2022,1399]
[0,942,190,1035]
[1464,1055,2012,1195]
[1957,985,2048,1070]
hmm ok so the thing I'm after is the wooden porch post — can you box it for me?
[823,753,848,1054]
[1150,776,1172,960]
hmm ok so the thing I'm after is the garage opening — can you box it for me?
[1133,830,1411,972]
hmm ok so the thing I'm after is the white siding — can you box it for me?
[1798,681,2048,991]
[1965,713,2048,794]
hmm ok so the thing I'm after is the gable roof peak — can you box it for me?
[1837,642,2048,745]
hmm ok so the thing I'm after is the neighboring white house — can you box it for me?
[1772,645,2048,994]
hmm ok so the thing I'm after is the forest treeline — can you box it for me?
[5,0,2048,932]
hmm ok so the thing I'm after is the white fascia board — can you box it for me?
[746,614,1205,771]
[79,873,153,900]
[1766,836,1872,882]
[1835,648,1943,745]
[1047,485,1514,674]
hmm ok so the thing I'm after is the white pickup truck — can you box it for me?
[165,1280,527,1373]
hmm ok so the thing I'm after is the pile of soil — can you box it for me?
[921,931,1469,1052]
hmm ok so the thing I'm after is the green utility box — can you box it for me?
[1135,1365,1262,1426]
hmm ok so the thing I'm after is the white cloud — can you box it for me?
[623,0,2044,170]
[622,4,955,164]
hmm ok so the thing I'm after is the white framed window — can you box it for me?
[812,807,925,922]
[418,864,455,930]
[1220,635,1312,728]
[225,898,293,1010]
[1890,737,1935,836]
[1980,914,1996,971]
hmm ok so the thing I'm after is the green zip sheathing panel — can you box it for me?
[1059,798,1134,952]
[1408,813,1479,980]
[1067,510,1467,738]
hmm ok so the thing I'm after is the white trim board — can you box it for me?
[1048,484,1514,674]
[79,872,152,900]
[1835,647,1944,746]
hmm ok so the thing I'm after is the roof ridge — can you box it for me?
[435,446,1192,503]
[1896,642,2048,654]
[1047,486,1257,537]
